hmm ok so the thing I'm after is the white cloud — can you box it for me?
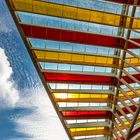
[15,87,69,140]
[0,48,68,140]
[0,48,19,108]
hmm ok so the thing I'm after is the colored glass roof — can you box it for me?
[6,0,140,139]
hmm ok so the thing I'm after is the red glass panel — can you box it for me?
[122,105,137,112]
[21,24,32,36]
[117,105,137,115]
[44,73,140,85]
[130,127,140,138]
[43,72,117,85]
[62,111,112,119]
[61,30,75,42]
[20,24,140,49]
[47,27,61,40]
[123,74,140,84]
[20,24,123,49]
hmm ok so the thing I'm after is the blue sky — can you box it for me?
[0,0,68,140]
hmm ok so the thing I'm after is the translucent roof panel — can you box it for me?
[33,50,118,68]
[12,0,140,29]
[74,135,105,140]
[17,12,119,36]
[21,24,140,49]
[44,0,123,14]
[39,62,113,73]
[53,93,110,99]
[49,83,111,90]
[58,102,109,108]
[66,119,106,124]
[28,38,115,56]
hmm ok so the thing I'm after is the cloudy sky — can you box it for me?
[0,0,68,140]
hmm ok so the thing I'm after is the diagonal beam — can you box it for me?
[125,102,140,140]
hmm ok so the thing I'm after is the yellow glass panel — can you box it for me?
[125,17,140,29]
[13,0,32,11]
[96,127,104,130]
[90,11,103,23]
[48,3,62,17]
[72,54,84,62]
[63,6,77,19]
[34,50,45,59]
[35,50,136,67]
[114,16,121,26]
[119,121,130,126]
[130,58,139,63]
[75,128,86,132]
[125,122,130,125]
[119,90,140,97]
[107,58,114,64]
[125,58,131,63]
[59,53,71,61]
[103,13,117,25]
[45,52,59,60]
[11,0,140,28]
[79,94,90,98]
[126,91,135,96]
[133,19,140,29]
[68,94,79,98]
[84,55,96,63]
[125,18,131,28]
[87,128,96,131]
[70,127,104,132]
[122,57,140,67]
[54,93,68,98]
[102,95,109,98]
[34,50,117,67]
[119,59,122,65]
[53,93,109,99]
[33,1,47,15]
[91,94,101,98]
[35,51,57,60]
[96,57,107,64]
[77,9,90,21]
[70,128,76,132]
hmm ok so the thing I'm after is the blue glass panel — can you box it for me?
[59,42,72,51]
[86,46,97,54]
[39,62,113,73]
[17,12,119,36]
[45,63,57,70]
[29,38,115,56]
[71,65,83,71]
[95,67,105,72]
[29,38,46,48]
[83,66,94,72]
[58,64,70,71]
[73,44,85,53]
[47,40,60,50]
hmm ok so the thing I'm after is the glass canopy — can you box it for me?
[6,0,140,139]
